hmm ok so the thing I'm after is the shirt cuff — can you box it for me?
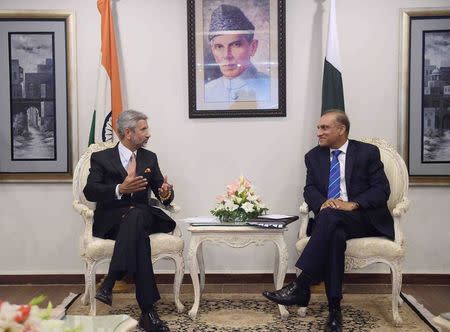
[115,184,123,200]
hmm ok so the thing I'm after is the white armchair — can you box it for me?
[296,138,409,325]
[72,142,185,316]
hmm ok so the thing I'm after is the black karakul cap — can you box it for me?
[209,4,255,40]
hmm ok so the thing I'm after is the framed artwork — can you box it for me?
[0,10,77,182]
[187,0,286,118]
[399,7,450,185]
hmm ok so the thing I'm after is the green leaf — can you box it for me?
[29,295,47,306]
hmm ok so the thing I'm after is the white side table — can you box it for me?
[186,224,290,319]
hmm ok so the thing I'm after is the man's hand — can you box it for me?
[158,176,173,201]
[119,175,148,194]
[321,198,359,211]
[320,199,340,210]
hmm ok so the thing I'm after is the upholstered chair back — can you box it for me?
[360,138,409,213]
[73,141,116,210]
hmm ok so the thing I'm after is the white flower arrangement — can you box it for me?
[211,176,268,222]
[0,295,80,332]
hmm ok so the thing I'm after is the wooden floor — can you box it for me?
[0,283,449,316]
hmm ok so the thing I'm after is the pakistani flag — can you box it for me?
[321,0,344,114]
[88,0,123,145]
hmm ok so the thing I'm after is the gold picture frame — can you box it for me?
[0,10,77,182]
[399,7,450,186]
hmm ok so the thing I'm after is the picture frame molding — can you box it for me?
[398,7,450,186]
[0,10,78,183]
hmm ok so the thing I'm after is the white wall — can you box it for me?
[0,0,449,275]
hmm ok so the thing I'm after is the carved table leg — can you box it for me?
[197,242,205,293]
[273,235,289,319]
[188,236,201,320]
[273,247,279,286]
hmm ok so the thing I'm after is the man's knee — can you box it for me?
[315,208,342,224]
[123,207,149,229]
[330,227,347,247]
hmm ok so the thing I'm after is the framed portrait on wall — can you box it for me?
[0,10,77,182]
[399,7,450,185]
[187,0,286,118]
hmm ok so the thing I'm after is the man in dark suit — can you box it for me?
[263,110,393,332]
[83,109,175,332]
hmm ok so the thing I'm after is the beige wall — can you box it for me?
[0,0,449,275]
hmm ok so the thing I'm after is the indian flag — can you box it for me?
[88,0,123,145]
[321,0,345,114]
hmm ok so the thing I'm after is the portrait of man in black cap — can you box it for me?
[205,4,271,104]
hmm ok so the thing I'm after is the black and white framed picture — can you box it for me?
[187,0,286,118]
[0,10,77,182]
[399,7,450,185]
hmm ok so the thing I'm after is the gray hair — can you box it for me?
[324,109,350,134]
[117,109,147,139]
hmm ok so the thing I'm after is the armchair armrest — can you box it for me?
[392,197,409,246]
[148,197,182,237]
[165,203,181,214]
[298,201,310,240]
[172,224,182,237]
[149,198,181,214]
[392,197,410,217]
[73,200,94,246]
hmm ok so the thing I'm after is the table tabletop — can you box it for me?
[187,224,288,233]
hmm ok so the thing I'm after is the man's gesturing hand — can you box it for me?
[158,176,173,201]
[119,175,148,194]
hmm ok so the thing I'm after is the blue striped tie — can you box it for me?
[327,150,342,199]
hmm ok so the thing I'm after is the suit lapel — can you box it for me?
[319,147,331,194]
[345,140,356,191]
[136,148,146,176]
[112,144,128,179]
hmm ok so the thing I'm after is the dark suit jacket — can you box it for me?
[83,144,176,239]
[303,139,394,240]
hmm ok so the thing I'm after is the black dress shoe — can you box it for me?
[94,285,113,306]
[262,281,311,306]
[139,309,170,332]
[325,308,342,332]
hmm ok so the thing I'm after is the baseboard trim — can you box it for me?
[0,273,449,285]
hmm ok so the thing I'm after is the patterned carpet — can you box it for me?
[67,293,434,331]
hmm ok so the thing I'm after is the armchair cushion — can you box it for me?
[82,233,184,261]
[296,236,404,261]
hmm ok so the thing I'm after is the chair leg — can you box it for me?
[172,253,185,313]
[86,260,97,316]
[391,262,403,326]
[197,243,205,293]
[81,260,90,306]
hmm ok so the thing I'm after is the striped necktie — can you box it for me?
[327,150,342,199]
